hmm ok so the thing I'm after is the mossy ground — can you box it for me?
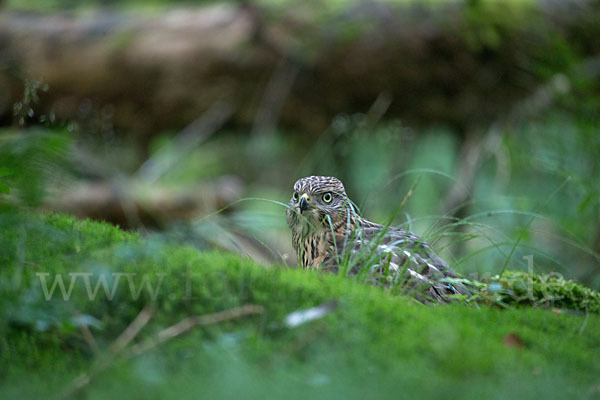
[1,209,599,399]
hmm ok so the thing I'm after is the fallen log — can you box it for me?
[1,1,599,137]
[44,175,243,228]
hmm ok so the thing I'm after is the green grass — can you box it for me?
[1,209,600,399]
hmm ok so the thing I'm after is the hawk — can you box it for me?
[286,175,468,303]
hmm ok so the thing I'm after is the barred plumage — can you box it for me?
[285,175,468,303]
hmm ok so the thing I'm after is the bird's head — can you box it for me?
[286,176,355,234]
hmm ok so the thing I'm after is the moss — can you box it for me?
[1,210,599,399]
[464,270,600,312]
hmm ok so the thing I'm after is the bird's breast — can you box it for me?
[297,231,332,269]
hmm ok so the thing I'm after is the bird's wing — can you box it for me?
[331,222,469,302]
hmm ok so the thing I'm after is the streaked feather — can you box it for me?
[286,176,469,303]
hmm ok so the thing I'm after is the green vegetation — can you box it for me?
[1,211,599,399]
[462,271,600,313]
[1,0,599,397]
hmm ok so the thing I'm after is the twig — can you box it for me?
[76,314,100,356]
[108,305,155,355]
[136,100,234,183]
[443,129,489,214]
[578,308,589,335]
[56,304,263,400]
[498,177,570,278]
[443,53,600,218]
[57,306,155,400]
[252,58,299,136]
[126,304,264,359]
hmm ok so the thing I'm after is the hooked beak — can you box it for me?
[299,193,310,213]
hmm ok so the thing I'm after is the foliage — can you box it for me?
[0,129,71,206]
[455,271,600,313]
[1,0,599,397]
[1,211,600,398]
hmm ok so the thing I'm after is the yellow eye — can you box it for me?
[322,192,333,203]
[293,191,299,201]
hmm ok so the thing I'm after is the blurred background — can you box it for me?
[0,0,599,288]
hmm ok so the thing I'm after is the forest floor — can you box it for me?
[1,210,599,399]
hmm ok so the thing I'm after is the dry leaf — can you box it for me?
[502,332,525,348]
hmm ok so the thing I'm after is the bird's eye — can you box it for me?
[322,192,333,203]
[293,191,299,201]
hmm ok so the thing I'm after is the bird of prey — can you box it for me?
[286,175,468,303]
